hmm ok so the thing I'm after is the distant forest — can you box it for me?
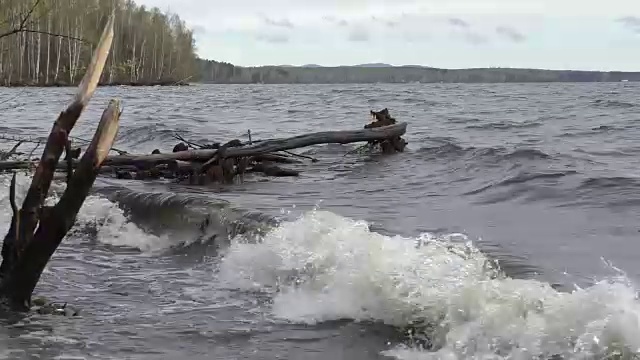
[197,59,640,84]
[0,0,638,87]
[0,0,198,86]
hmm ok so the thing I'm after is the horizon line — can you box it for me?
[197,58,640,73]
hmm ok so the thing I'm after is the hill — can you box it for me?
[197,59,640,84]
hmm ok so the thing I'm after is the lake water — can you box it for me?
[0,83,640,359]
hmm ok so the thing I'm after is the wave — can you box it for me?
[417,140,551,163]
[465,121,541,130]
[465,170,577,196]
[592,99,636,109]
[0,174,277,254]
[570,176,640,208]
[0,174,169,253]
[219,210,640,360]
[115,124,178,149]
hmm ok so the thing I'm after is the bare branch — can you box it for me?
[0,142,23,161]
[1,99,122,308]
[16,12,115,250]
[0,1,91,44]
[18,29,90,44]
[9,173,17,219]
[18,0,43,31]
[0,0,43,40]
[64,140,73,183]
[0,13,117,309]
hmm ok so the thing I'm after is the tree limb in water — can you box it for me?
[0,142,23,161]
[0,100,121,309]
[14,11,114,253]
[0,12,116,311]
[103,122,408,167]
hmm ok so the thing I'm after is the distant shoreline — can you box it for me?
[197,59,640,84]
[197,79,639,85]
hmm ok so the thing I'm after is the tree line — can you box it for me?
[1,0,638,87]
[198,59,640,84]
[0,0,198,86]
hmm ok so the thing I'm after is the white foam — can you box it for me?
[75,196,171,253]
[0,174,169,253]
[219,210,640,360]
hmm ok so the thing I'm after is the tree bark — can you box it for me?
[0,12,116,311]
[103,123,408,167]
[0,100,121,309]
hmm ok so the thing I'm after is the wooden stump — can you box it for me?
[365,108,408,153]
[0,13,117,311]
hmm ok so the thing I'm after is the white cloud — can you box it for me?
[136,0,640,70]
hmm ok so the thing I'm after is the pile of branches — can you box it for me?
[115,136,306,184]
[0,109,408,185]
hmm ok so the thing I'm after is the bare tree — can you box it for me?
[0,13,120,311]
[0,0,198,86]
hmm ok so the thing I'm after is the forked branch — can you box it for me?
[0,12,116,310]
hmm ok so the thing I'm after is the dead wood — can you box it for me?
[102,122,407,167]
[0,12,116,311]
[0,100,121,309]
[249,163,300,177]
[0,142,23,161]
[254,154,301,164]
[365,108,407,153]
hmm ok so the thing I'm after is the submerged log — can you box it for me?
[0,118,407,185]
[102,122,407,167]
[365,108,407,153]
[0,13,117,311]
[250,162,300,177]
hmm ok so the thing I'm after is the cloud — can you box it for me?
[348,27,370,42]
[371,15,398,28]
[496,26,526,42]
[617,16,640,33]
[261,16,295,28]
[403,32,430,43]
[464,32,489,44]
[134,0,640,71]
[255,33,290,43]
[323,15,349,27]
[446,17,488,44]
[448,18,469,28]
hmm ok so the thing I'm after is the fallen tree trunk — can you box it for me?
[0,13,117,311]
[102,122,408,167]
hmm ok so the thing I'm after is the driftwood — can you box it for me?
[0,110,408,185]
[0,141,23,161]
[103,123,407,167]
[87,121,406,184]
[0,13,117,311]
[366,108,408,153]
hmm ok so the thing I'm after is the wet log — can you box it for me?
[102,122,408,167]
[249,163,300,177]
[0,13,116,311]
[366,108,408,153]
[254,153,301,164]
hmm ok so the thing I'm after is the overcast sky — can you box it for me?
[137,0,640,71]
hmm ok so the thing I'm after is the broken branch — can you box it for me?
[1,100,122,308]
[103,122,407,167]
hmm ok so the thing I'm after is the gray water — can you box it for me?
[1,83,640,359]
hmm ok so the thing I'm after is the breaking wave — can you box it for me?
[219,210,640,360]
[0,174,279,255]
[0,174,172,253]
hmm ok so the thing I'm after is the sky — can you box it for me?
[136,0,640,71]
